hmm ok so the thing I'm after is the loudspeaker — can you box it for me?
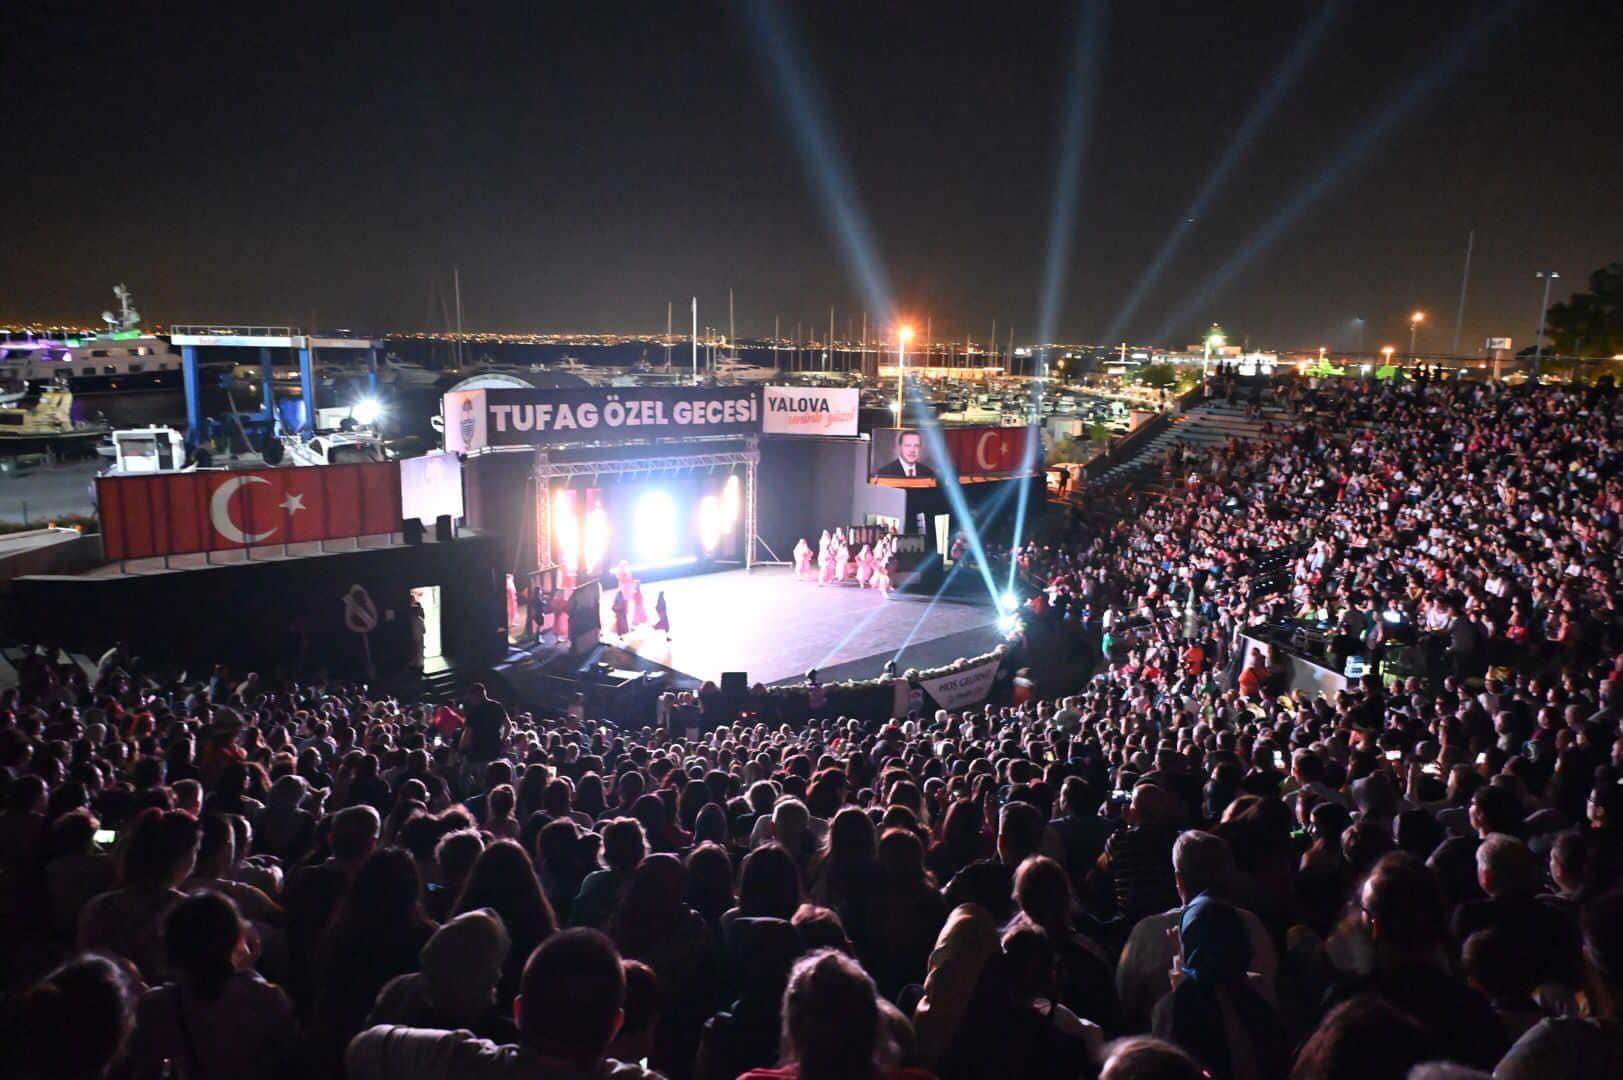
[720,671,749,697]
[402,518,424,545]
[435,515,455,542]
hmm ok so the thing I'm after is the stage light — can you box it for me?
[351,397,383,426]
[635,490,678,562]
[697,494,722,554]
[998,612,1020,635]
[584,506,609,572]
[741,1,896,324]
[1100,0,1344,344]
[721,474,741,530]
[555,490,579,572]
[999,590,1019,613]
[898,325,914,345]
[1035,0,1109,350]
[1147,0,1515,344]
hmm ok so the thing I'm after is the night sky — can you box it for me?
[4,1,1619,352]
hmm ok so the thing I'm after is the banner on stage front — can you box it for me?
[919,656,1000,711]
[443,387,761,451]
[762,386,859,437]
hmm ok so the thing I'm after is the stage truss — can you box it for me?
[531,440,762,579]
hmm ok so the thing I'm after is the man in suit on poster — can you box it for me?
[875,429,936,481]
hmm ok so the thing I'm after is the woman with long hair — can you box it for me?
[314,847,437,1068]
[455,838,559,1004]
[126,891,297,1080]
[611,853,718,1078]
[860,827,947,1001]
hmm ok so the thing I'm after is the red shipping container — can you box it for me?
[97,462,403,561]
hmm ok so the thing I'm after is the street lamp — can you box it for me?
[1533,272,1559,380]
[1381,345,1396,369]
[896,324,914,418]
[1409,311,1425,359]
[1202,324,1226,381]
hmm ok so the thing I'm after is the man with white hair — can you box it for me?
[1114,829,1277,1029]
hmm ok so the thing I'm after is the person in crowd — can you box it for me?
[77,809,199,982]
[124,891,297,1080]
[347,928,663,1080]
[454,838,559,1006]
[366,906,517,1043]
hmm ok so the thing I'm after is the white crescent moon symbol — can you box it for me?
[976,431,999,472]
[210,475,276,545]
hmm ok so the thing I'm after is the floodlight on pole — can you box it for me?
[1202,324,1226,380]
[1533,272,1559,380]
[896,325,914,418]
[1409,310,1425,359]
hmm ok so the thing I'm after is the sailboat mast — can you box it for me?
[989,321,996,372]
[453,266,465,368]
[861,312,868,378]
[728,287,736,361]
[691,298,698,382]
[828,306,835,373]
[666,301,673,369]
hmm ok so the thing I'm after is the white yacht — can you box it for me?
[0,286,182,396]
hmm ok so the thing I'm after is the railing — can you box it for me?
[168,325,298,339]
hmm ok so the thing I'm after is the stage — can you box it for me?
[594,565,1003,687]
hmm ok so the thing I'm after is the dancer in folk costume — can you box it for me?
[855,544,875,588]
[818,529,835,587]
[614,560,635,596]
[630,581,649,626]
[834,535,850,582]
[611,587,630,637]
[793,537,814,580]
[549,588,570,643]
[653,591,670,637]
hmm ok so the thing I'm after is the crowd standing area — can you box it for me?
[2,376,1621,1080]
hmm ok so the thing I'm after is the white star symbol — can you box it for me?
[280,492,307,515]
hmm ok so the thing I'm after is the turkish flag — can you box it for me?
[98,462,402,560]
[942,426,1040,477]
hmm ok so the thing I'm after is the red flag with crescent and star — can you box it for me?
[97,462,403,560]
[939,426,1041,479]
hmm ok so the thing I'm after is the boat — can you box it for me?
[0,386,111,456]
[0,287,184,398]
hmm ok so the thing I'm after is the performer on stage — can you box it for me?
[818,529,834,587]
[631,581,648,626]
[611,588,630,637]
[834,535,850,583]
[856,544,875,588]
[614,560,635,597]
[794,537,813,580]
[653,591,670,638]
[549,588,569,644]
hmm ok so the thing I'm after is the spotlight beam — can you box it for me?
[906,384,1001,601]
[1034,0,1111,350]
[1148,0,1516,345]
[1100,0,1344,345]
[742,1,897,325]
[891,479,1024,662]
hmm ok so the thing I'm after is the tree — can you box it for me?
[1545,262,1623,358]
[1139,363,1178,389]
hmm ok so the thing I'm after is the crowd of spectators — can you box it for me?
[1,376,1620,1080]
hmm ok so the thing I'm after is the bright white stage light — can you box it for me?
[722,474,741,530]
[998,612,1020,634]
[351,397,383,426]
[697,495,722,553]
[635,490,678,561]
[999,590,1019,613]
[555,491,579,572]
[584,506,610,572]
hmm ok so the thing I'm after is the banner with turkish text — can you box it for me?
[443,386,761,451]
[97,462,402,560]
[918,655,1001,710]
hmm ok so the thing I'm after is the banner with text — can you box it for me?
[919,655,1001,710]
[443,386,761,451]
[762,386,860,437]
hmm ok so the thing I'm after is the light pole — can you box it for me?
[1533,271,1559,380]
[1408,311,1425,360]
[895,325,913,419]
[1202,324,1226,381]
[1381,345,1396,371]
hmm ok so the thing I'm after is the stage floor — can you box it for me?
[601,565,1002,687]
